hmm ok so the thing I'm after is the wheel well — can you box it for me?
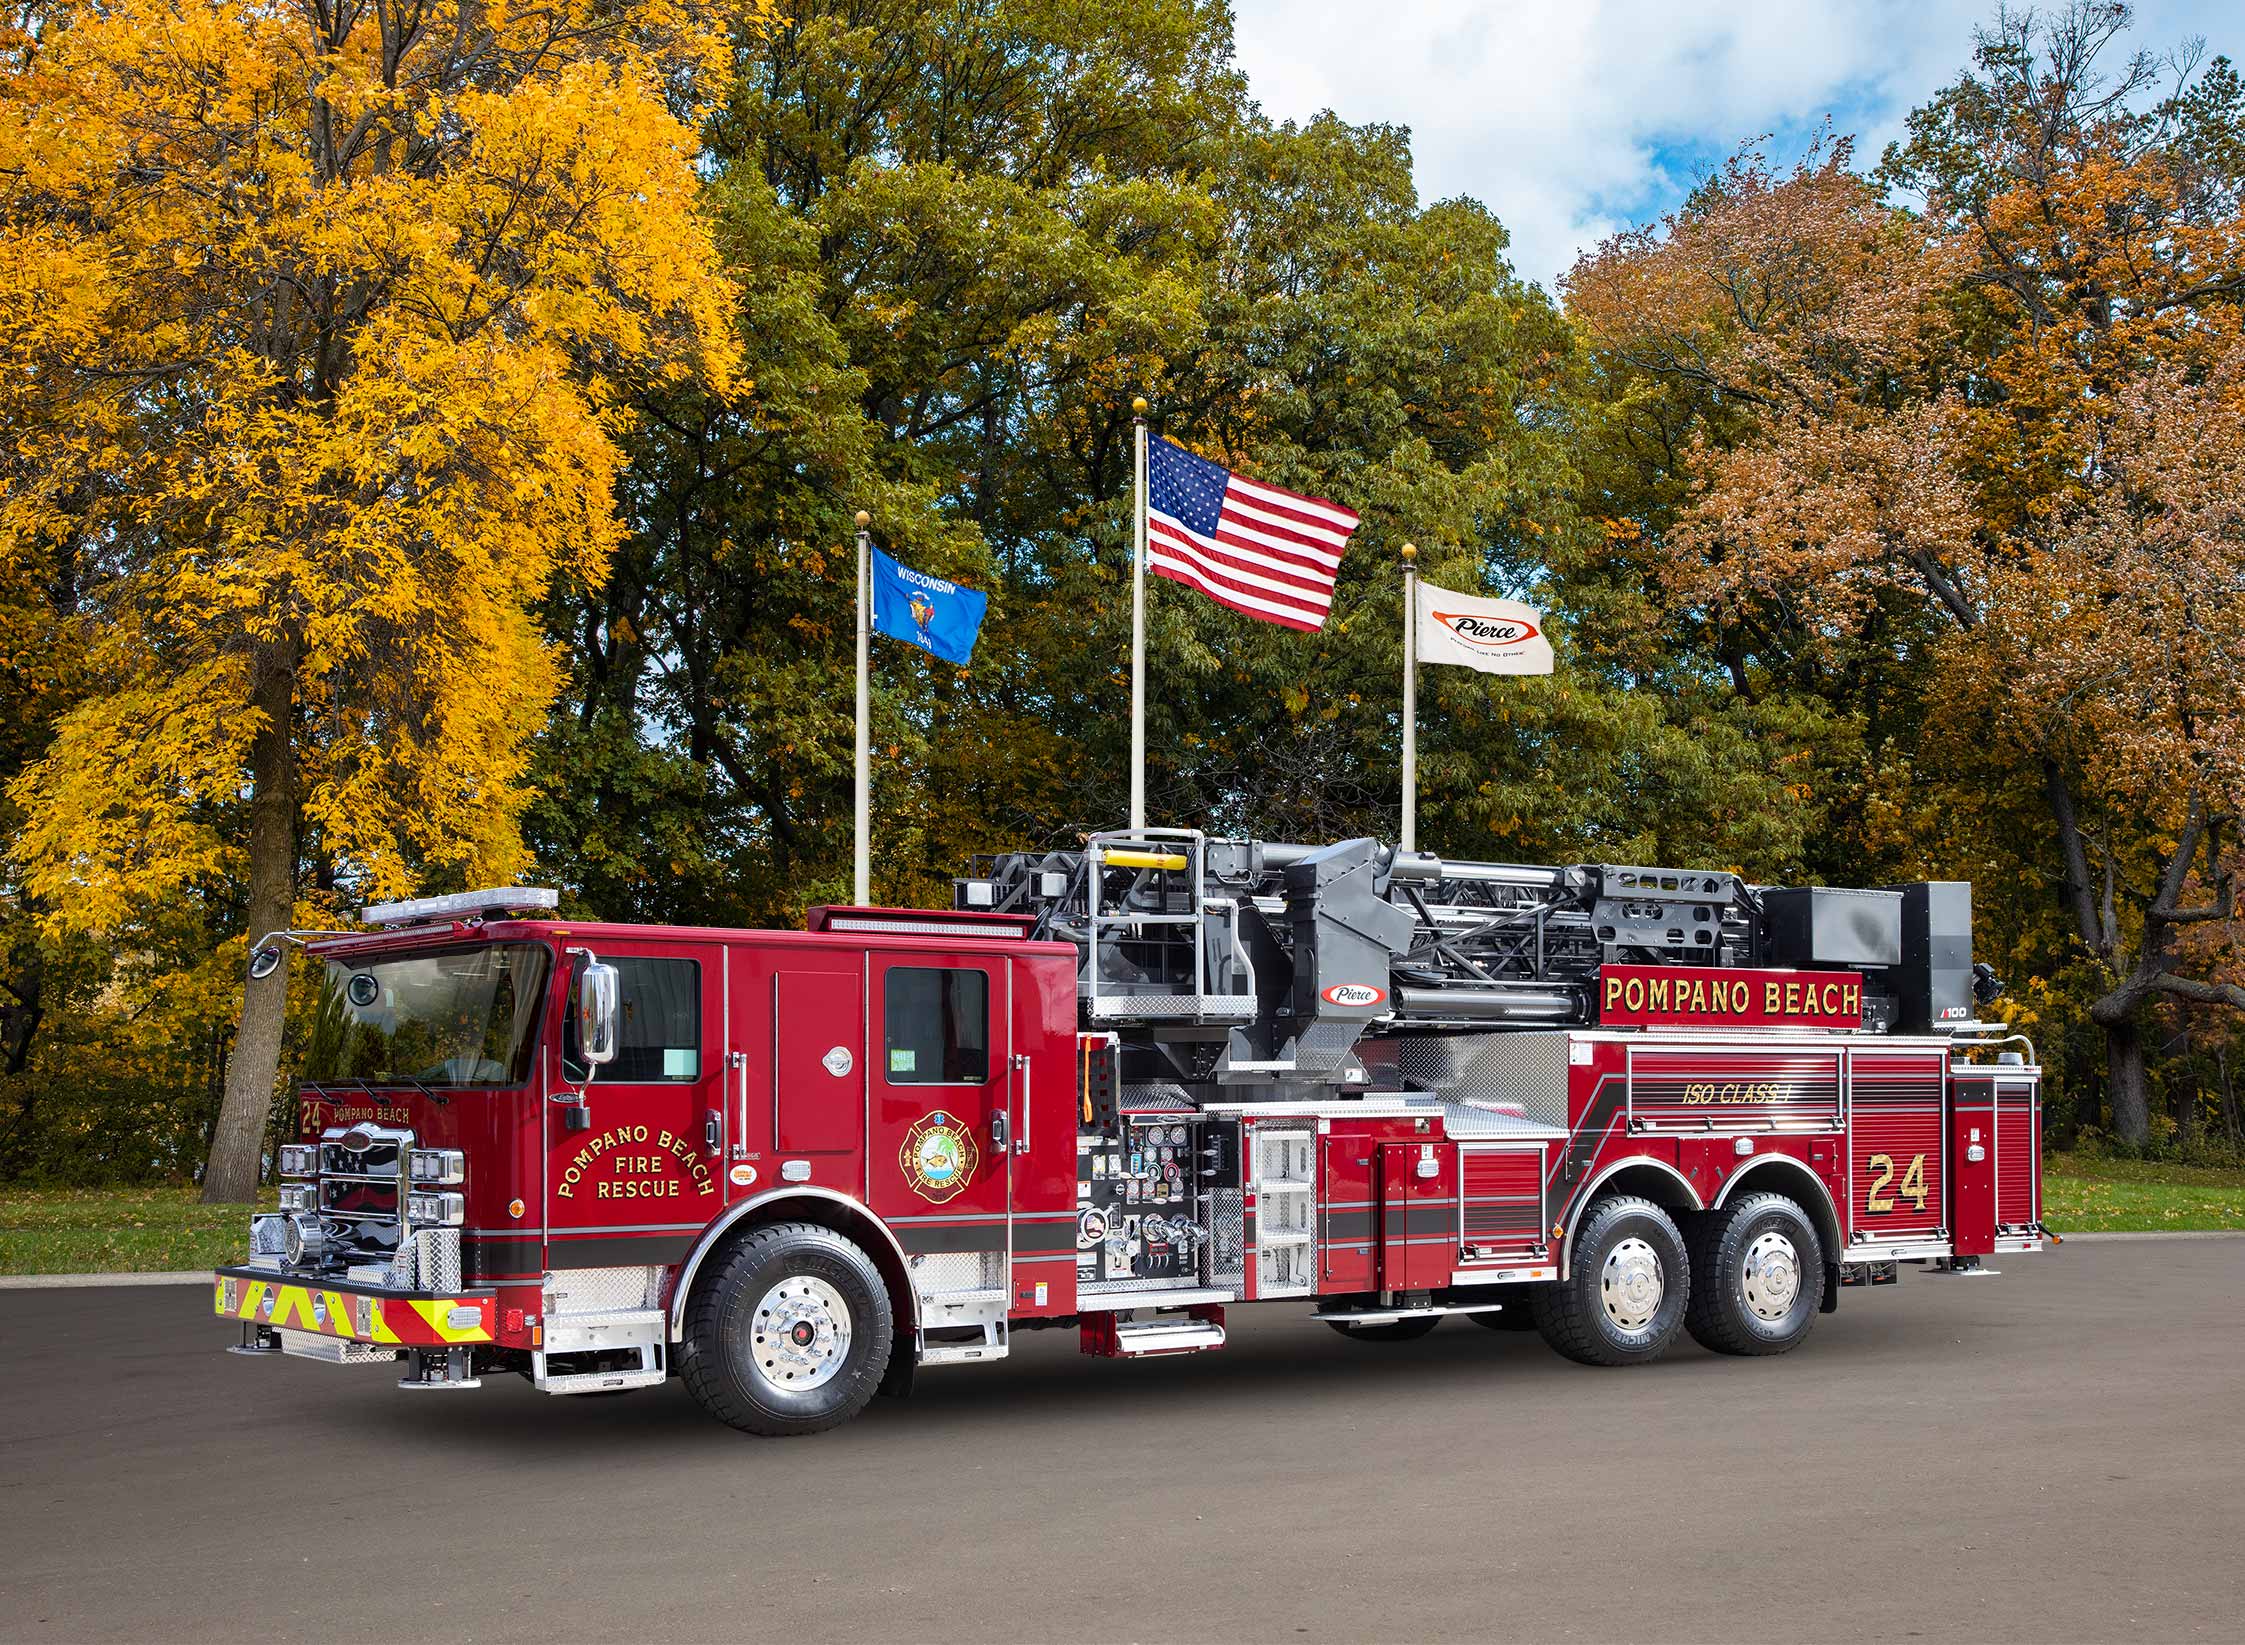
[1715,1157,1844,1267]
[669,1192,916,1353]
[1559,1158,1704,1279]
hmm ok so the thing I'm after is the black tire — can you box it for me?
[1684,1191,1824,1356]
[1327,1315,1440,1342]
[1534,1195,1691,1366]
[1469,1296,1543,1331]
[679,1221,894,1436]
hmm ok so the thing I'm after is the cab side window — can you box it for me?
[883,967,989,1084]
[565,956,702,1081]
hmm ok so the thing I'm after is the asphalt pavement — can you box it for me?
[3,1237,2241,1643]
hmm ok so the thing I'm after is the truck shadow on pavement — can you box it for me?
[339,1304,1933,1460]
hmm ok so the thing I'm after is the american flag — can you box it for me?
[1146,435,1359,632]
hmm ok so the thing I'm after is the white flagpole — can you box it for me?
[854,509,872,905]
[1400,541,1418,853]
[1130,396,1149,832]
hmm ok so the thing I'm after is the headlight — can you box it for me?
[407,1191,464,1227]
[278,1144,317,1177]
[409,1148,465,1185]
[277,1183,316,1213]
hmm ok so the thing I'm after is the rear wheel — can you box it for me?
[1534,1195,1690,1366]
[1684,1192,1824,1356]
[1327,1316,1440,1343]
[680,1221,894,1436]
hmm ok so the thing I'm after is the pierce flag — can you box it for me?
[1413,581,1554,675]
[869,546,987,666]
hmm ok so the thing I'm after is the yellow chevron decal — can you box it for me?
[408,1298,493,1344]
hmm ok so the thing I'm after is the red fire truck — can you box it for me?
[214,830,2049,1435]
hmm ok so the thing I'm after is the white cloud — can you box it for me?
[1230,0,2234,291]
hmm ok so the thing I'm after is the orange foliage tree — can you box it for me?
[1568,6,2245,1140]
[0,0,757,1197]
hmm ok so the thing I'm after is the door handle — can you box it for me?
[991,1110,1011,1150]
[1011,1052,1031,1155]
[705,1111,722,1154]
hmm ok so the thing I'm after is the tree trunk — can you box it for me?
[2219,1048,2241,1151]
[201,646,297,1204]
[2105,1019,2149,1147]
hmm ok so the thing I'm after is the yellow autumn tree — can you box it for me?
[0,0,760,1198]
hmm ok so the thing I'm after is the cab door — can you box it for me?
[867,953,1013,1275]
[544,944,725,1271]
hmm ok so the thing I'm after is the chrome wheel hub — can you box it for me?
[1742,1230,1802,1321]
[751,1276,853,1391]
[1600,1236,1664,1332]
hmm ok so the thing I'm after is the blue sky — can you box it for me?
[1230,0,2236,291]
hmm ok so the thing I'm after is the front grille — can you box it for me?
[279,1120,460,1285]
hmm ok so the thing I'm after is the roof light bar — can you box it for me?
[807,905,1037,940]
[360,887,560,928]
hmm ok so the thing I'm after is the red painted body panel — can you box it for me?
[280,920,2040,1351]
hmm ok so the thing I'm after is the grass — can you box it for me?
[0,1186,275,1275]
[0,1154,2239,1275]
[2042,1153,2245,1233]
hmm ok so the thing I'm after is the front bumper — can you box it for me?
[214,1266,496,1349]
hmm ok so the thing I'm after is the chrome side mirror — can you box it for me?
[578,959,620,1067]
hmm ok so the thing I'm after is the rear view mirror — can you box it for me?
[578,959,620,1067]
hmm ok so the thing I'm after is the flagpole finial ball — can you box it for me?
[855,510,870,529]
[1132,397,1148,416]
[1400,541,1416,562]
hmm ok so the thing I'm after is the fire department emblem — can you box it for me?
[900,1110,978,1204]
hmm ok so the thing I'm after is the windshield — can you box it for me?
[302,944,551,1088]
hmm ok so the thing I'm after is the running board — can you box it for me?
[1317,1301,1509,1327]
[1082,1306,1226,1358]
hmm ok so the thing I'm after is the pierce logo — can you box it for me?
[1433,611,1540,649]
[1320,982,1387,1008]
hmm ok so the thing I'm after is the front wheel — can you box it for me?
[680,1221,895,1436]
[1684,1192,1824,1356]
[1534,1196,1690,1366]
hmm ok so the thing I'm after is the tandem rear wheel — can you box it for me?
[1684,1191,1825,1356]
[679,1221,895,1436]
[1534,1195,1691,1365]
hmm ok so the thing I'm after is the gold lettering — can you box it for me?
[1766,982,1782,1016]
[1650,977,1670,1011]
[1625,977,1645,1012]
[1784,982,1802,1016]
[1605,974,1624,1011]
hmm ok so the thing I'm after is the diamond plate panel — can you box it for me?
[545,1265,660,1315]
[911,1252,1004,1297]
[1379,1033,1570,1126]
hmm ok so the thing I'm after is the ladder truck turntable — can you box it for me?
[214,830,2049,1436]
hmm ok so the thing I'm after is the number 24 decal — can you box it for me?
[1865,1152,1930,1214]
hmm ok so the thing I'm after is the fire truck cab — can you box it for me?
[215,832,2047,1435]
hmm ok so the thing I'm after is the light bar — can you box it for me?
[360,886,559,927]
[806,904,1038,939]
[823,915,1030,940]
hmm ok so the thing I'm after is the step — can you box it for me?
[1110,1317,1227,1356]
[917,1338,1011,1367]
[537,1365,667,1395]
[1077,1285,1236,1313]
[1317,1300,1510,1327]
